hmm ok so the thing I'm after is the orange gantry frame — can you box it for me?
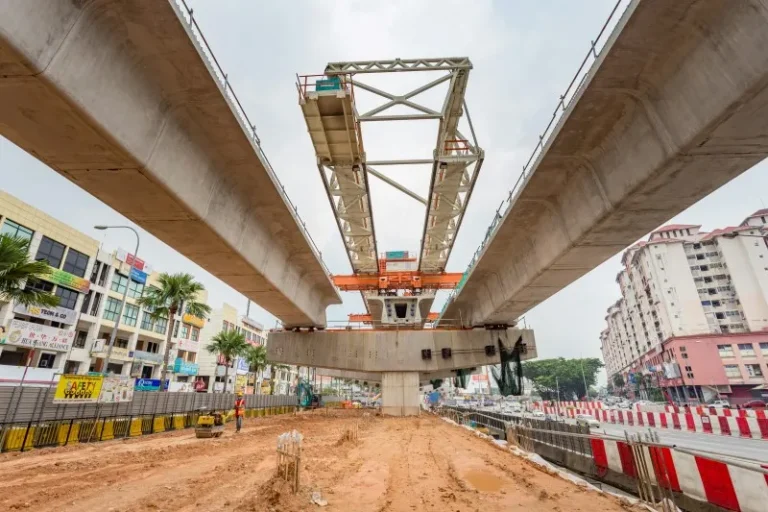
[349,312,440,324]
[331,271,463,292]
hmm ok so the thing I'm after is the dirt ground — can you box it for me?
[0,411,641,512]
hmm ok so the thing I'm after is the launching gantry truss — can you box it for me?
[297,57,483,326]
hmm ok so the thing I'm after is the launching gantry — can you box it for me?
[297,58,483,327]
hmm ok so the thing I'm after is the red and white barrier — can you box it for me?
[590,438,768,512]
[659,404,767,420]
[535,406,768,440]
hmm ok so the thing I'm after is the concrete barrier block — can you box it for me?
[153,416,165,433]
[130,418,142,437]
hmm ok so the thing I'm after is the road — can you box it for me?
[0,411,643,512]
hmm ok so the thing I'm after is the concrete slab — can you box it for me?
[442,0,768,327]
[266,328,536,372]
[0,0,340,327]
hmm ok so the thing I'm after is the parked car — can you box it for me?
[742,400,766,409]
[575,414,600,428]
[531,410,546,418]
[709,400,731,408]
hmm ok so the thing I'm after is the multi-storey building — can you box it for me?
[600,213,768,405]
[0,190,208,387]
[196,303,271,393]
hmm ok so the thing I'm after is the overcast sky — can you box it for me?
[2,0,768,384]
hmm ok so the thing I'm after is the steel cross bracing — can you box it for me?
[324,58,484,275]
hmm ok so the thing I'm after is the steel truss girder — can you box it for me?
[325,57,472,75]
[319,164,378,274]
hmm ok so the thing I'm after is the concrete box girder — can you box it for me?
[443,0,768,327]
[0,0,340,327]
[266,328,536,373]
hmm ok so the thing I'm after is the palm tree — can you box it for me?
[137,272,211,390]
[0,235,59,307]
[206,329,248,393]
[243,344,267,394]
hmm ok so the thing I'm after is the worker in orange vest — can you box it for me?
[235,391,246,433]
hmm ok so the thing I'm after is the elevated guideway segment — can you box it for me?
[441,0,768,327]
[0,0,340,327]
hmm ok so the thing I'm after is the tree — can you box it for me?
[206,329,248,393]
[243,344,267,394]
[0,235,59,307]
[137,272,212,390]
[522,358,604,401]
[612,373,625,389]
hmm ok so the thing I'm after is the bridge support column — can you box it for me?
[381,372,420,417]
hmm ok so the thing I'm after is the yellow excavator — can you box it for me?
[195,407,225,438]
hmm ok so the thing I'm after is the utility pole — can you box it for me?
[555,375,561,418]
[580,358,590,402]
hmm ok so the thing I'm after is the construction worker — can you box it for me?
[234,391,246,433]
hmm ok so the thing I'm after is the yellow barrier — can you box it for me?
[101,420,115,441]
[130,418,142,437]
[153,416,165,433]
[3,426,36,452]
[173,415,184,430]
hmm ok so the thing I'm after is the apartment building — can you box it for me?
[600,212,768,404]
[196,303,271,393]
[0,190,208,387]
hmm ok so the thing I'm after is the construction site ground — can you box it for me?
[0,410,641,512]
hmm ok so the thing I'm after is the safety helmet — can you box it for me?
[237,391,244,396]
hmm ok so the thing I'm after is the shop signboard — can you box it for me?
[135,378,161,391]
[45,267,90,292]
[99,376,135,403]
[90,340,132,361]
[1,319,75,352]
[54,375,103,403]
[173,358,199,376]
[177,338,199,352]
[133,350,163,364]
[236,357,249,375]
[182,313,205,328]
[129,267,148,285]
[116,248,145,271]
[13,303,77,325]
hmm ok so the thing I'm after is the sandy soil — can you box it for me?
[0,411,640,512]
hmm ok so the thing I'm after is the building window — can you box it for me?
[760,342,768,356]
[35,236,66,268]
[173,321,179,337]
[98,263,109,286]
[90,262,101,284]
[141,311,155,331]
[738,343,755,357]
[89,292,102,317]
[724,364,742,379]
[103,296,122,322]
[122,304,139,327]
[154,316,168,335]
[55,287,79,310]
[191,327,200,342]
[74,330,88,349]
[128,279,144,299]
[26,279,54,293]
[180,324,189,339]
[745,364,763,378]
[63,248,89,278]
[717,344,734,358]
[147,341,159,354]
[0,219,33,242]
[111,273,129,295]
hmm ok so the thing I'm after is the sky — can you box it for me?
[2,0,768,384]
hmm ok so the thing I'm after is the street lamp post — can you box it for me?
[94,225,140,376]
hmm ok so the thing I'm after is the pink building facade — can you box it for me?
[625,333,768,405]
